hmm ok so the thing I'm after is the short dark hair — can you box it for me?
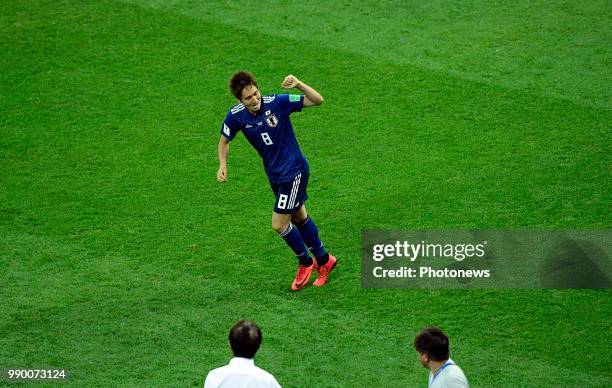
[229,320,262,359]
[414,326,450,361]
[230,71,258,100]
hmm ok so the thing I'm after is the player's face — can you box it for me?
[240,84,261,113]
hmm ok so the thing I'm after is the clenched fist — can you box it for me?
[281,75,301,89]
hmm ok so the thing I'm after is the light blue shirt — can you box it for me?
[428,359,469,388]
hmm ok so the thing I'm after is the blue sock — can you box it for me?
[296,217,329,266]
[279,224,312,266]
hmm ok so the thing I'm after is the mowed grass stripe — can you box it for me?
[121,0,611,109]
[1,233,609,387]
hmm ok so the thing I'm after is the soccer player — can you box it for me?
[414,327,469,388]
[217,71,337,291]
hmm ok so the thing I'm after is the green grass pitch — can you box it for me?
[1,0,610,386]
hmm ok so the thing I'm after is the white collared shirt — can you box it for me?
[204,357,281,388]
[428,359,469,388]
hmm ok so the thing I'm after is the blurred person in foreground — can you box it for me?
[414,326,469,388]
[204,320,281,388]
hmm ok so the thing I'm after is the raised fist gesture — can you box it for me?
[281,74,301,89]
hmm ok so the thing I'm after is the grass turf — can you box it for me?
[1,0,610,386]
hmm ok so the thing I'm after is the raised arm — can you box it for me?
[217,135,230,183]
[281,75,324,107]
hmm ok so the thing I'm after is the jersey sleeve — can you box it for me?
[277,94,304,115]
[220,111,240,141]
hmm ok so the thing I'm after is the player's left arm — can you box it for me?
[281,75,323,107]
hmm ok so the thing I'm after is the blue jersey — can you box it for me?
[221,94,308,184]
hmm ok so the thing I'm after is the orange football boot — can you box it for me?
[291,260,317,291]
[313,255,337,287]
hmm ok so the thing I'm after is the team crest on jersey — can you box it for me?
[265,112,279,128]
